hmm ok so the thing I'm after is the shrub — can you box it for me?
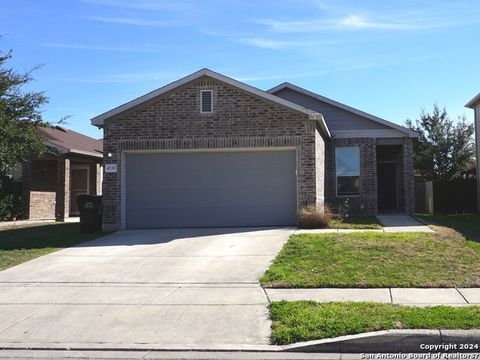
[0,175,24,221]
[329,198,351,219]
[298,204,332,229]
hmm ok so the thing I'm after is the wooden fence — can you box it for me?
[416,179,478,214]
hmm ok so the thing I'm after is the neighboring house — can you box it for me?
[466,93,480,212]
[91,69,417,230]
[22,126,103,220]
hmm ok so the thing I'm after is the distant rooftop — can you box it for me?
[38,126,103,158]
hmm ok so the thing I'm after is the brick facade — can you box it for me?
[315,128,325,209]
[476,108,480,212]
[55,157,70,221]
[325,138,377,214]
[23,160,57,219]
[325,137,415,215]
[23,156,102,220]
[100,74,416,229]
[102,76,326,230]
[402,138,415,214]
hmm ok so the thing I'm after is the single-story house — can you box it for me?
[465,93,480,212]
[22,126,103,220]
[91,69,418,230]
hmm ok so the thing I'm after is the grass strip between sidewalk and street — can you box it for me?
[270,301,480,345]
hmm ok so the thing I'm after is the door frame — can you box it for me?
[70,165,91,216]
[121,147,298,230]
[377,160,398,212]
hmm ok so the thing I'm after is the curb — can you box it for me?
[0,330,479,353]
[283,329,480,353]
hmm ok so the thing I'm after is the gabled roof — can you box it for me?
[90,68,330,138]
[268,82,418,138]
[466,92,480,108]
[39,126,103,158]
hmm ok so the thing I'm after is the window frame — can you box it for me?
[335,146,361,197]
[200,89,213,114]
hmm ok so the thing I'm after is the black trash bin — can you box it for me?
[77,195,102,233]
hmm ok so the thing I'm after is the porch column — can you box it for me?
[402,138,415,214]
[55,156,70,221]
[95,163,102,195]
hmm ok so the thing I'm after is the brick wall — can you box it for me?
[325,138,415,215]
[96,163,102,195]
[55,157,70,221]
[102,76,323,229]
[402,138,415,214]
[24,156,102,220]
[24,160,57,219]
[315,126,326,209]
[326,138,377,214]
[476,108,480,212]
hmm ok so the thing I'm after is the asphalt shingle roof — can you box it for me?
[38,126,103,156]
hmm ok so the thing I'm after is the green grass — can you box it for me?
[260,232,480,288]
[416,214,480,242]
[329,216,382,229]
[0,223,108,271]
[270,301,480,344]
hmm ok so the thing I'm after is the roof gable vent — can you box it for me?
[200,90,213,114]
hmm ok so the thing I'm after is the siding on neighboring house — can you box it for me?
[101,76,327,230]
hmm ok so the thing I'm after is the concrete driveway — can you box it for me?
[0,227,293,349]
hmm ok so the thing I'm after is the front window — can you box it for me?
[336,147,360,196]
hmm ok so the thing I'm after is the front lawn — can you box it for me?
[270,301,480,344]
[0,223,107,271]
[416,214,480,242]
[329,216,382,229]
[261,232,480,288]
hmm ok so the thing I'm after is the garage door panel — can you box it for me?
[212,186,294,207]
[125,150,297,228]
[135,189,215,208]
[127,207,216,229]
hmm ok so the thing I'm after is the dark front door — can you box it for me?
[377,162,397,211]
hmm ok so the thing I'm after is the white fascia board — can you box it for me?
[268,83,419,138]
[45,140,69,153]
[46,140,103,159]
[69,149,103,158]
[332,129,408,139]
[311,113,331,138]
[90,68,329,137]
[465,92,480,108]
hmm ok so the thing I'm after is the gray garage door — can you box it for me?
[124,150,297,228]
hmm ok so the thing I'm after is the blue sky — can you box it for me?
[1,0,479,138]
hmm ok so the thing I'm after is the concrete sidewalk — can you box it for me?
[0,219,55,229]
[0,218,79,230]
[265,288,480,306]
[295,215,434,234]
[377,214,434,233]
